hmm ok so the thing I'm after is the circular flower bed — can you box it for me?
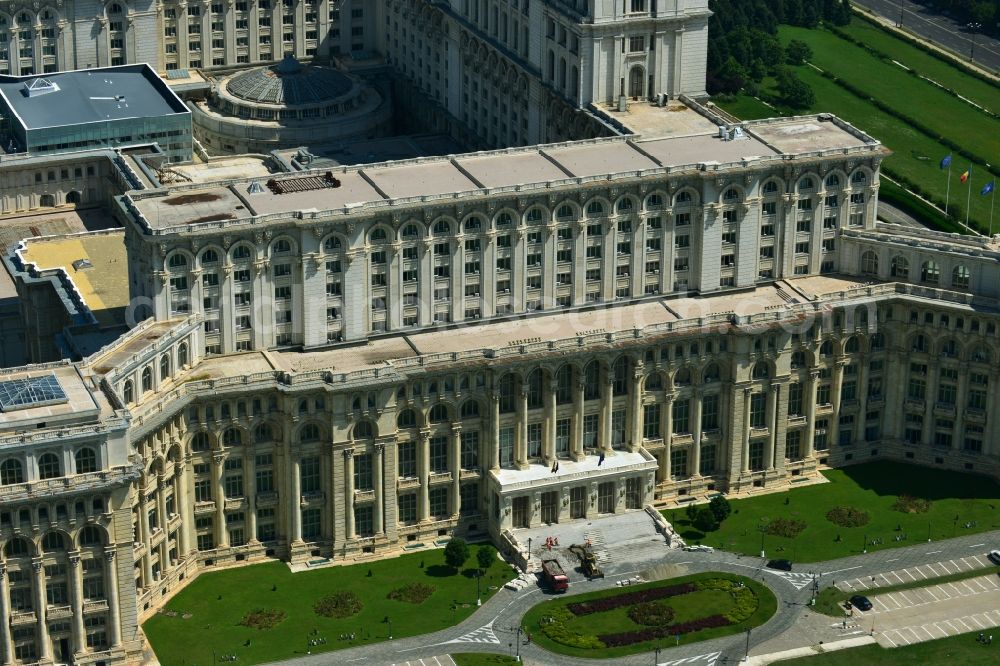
[314,590,362,618]
[765,518,807,538]
[826,506,870,527]
[387,582,436,604]
[238,608,286,629]
[627,601,675,626]
[892,495,932,514]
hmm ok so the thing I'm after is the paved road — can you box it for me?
[854,0,1000,74]
[260,527,1000,666]
[876,199,930,228]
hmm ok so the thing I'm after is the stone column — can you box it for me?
[246,453,258,544]
[691,389,703,476]
[373,443,385,534]
[157,474,171,569]
[344,449,355,539]
[572,375,586,460]
[418,430,430,521]
[0,566,13,665]
[289,454,302,543]
[451,424,462,517]
[489,392,501,470]
[68,552,85,654]
[741,388,752,472]
[661,394,674,482]
[139,491,154,585]
[829,359,847,448]
[805,370,819,458]
[104,549,122,647]
[32,559,51,661]
[213,453,229,548]
[543,378,556,464]
[516,388,528,468]
[765,385,778,470]
[629,362,643,452]
[601,373,614,454]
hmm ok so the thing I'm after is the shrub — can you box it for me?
[314,591,362,618]
[627,601,675,626]
[892,495,931,514]
[568,583,695,616]
[709,495,732,523]
[598,615,731,648]
[387,582,436,604]
[477,546,494,572]
[537,607,605,649]
[238,608,286,630]
[826,506,870,528]
[765,518,807,538]
[723,587,759,624]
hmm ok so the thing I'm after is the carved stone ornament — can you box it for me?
[222,235,232,249]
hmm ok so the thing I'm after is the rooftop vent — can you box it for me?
[23,78,59,97]
[266,172,342,195]
[247,181,264,195]
[71,259,93,270]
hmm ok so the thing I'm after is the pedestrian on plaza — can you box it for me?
[978,632,984,643]
[989,635,993,645]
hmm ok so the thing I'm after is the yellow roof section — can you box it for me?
[20,231,128,327]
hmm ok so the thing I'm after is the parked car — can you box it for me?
[766,559,793,571]
[683,545,715,553]
[850,594,873,611]
[987,549,1000,565]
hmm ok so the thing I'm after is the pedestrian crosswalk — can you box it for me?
[392,657,456,666]
[764,570,817,590]
[658,650,722,666]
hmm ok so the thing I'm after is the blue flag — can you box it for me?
[940,154,952,169]
[982,181,995,196]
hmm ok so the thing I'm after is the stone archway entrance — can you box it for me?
[629,65,645,99]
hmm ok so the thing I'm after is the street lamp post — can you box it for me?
[968,22,982,61]
[898,0,904,28]
[862,533,867,554]
[527,537,532,562]
[743,628,751,662]
[758,517,768,559]
[655,646,662,666]
[476,571,482,607]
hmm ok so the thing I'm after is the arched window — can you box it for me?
[178,342,189,368]
[703,363,721,384]
[762,180,779,195]
[38,452,61,479]
[432,220,451,236]
[940,339,959,358]
[354,420,375,439]
[397,408,417,429]
[790,351,806,369]
[645,373,662,391]
[673,367,691,386]
[586,201,604,216]
[584,362,601,400]
[870,332,886,352]
[646,193,664,209]
[496,212,514,227]
[851,171,867,184]
[324,236,343,251]
[168,254,188,269]
[122,379,134,404]
[222,428,243,446]
[616,198,634,213]
[952,265,970,289]
[555,365,573,404]
[201,249,219,265]
[4,537,31,558]
[843,337,859,354]
[75,448,97,474]
[675,191,692,205]
[970,346,990,363]
[921,261,940,284]
[556,204,574,219]
[799,177,815,190]
[253,423,273,443]
[232,245,252,261]
[298,424,319,442]
[272,239,292,254]
[723,188,740,202]
[401,224,420,239]
[42,531,65,552]
[911,334,928,353]
[159,354,171,380]
[464,217,483,233]
[428,404,449,423]
[141,367,153,392]
[751,363,769,380]
[825,174,841,187]
[526,370,543,408]
[79,525,105,547]
[460,400,480,419]
[890,256,909,279]
[498,374,516,413]
[860,251,878,276]
[0,459,24,485]
[820,341,833,357]
[191,431,211,452]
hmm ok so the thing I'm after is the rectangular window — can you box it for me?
[527,423,542,458]
[672,399,690,434]
[429,487,448,518]
[702,394,719,430]
[750,393,766,428]
[398,442,416,477]
[643,403,660,440]
[354,453,373,490]
[430,436,448,473]
[398,493,417,523]
[788,383,803,416]
[461,431,479,469]
[301,508,321,540]
[300,457,321,494]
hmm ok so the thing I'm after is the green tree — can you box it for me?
[714,56,750,94]
[709,495,732,523]
[785,39,813,66]
[444,538,470,570]
[776,68,815,110]
[476,545,494,573]
[685,504,699,522]
[694,507,720,533]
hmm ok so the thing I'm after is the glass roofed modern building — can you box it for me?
[0,64,191,162]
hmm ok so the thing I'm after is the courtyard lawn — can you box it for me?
[777,629,999,665]
[452,654,519,665]
[143,547,516,666]
[663,461,1000,563]
[521,572,777,659]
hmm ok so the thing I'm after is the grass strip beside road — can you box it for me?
[452,654,520,665]
[776,629,1000,664]
[143,547,517,666]
[813,564,1000,617]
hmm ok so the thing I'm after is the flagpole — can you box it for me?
[965,166,973,231]
[945,160,952,216]
[990,185,996,236]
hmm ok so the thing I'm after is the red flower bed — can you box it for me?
[568,583,695,616]
[598,615,731,647]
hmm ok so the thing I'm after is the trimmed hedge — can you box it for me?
[567,583,695,616]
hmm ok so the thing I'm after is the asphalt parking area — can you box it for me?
[836,554,992,592]
[847,573,1000,647]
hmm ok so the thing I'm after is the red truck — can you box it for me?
[541,558,569,592]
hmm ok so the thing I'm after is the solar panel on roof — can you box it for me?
[0,374,68,412]
[165,69,190,80]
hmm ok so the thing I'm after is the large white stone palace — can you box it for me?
[0,2,997,666]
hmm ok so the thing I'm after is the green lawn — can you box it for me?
[778,25,1000,161]
[521,572,777,659]
[143,547,516,666]
[776,629,999,664]
[838,18,1000,112]
[663,461,1000,563]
